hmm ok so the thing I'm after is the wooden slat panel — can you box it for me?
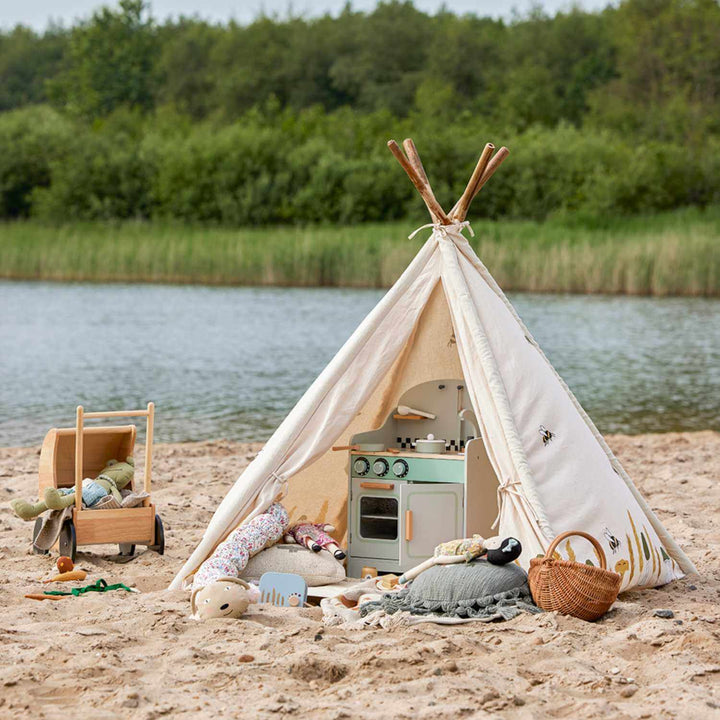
[73,505,155,545]
[45,426,136,488]
[38,429,59,494]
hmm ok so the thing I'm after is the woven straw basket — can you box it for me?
[528,530,622,621]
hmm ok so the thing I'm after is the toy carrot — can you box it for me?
[43,569,87,584]
[25,594,67,601]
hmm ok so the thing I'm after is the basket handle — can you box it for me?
[544,530,607,570]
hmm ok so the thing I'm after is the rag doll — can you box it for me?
[399,534,522,583]
[284,522,346,560]
[10,457,135,521]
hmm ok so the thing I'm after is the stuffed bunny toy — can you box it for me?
[11,457,135,521]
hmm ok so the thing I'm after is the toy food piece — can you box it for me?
[191,577,253,620]
[377,574,399,591]
[57,556,74,573]
[25,594,67,602]
[43,569,87,584]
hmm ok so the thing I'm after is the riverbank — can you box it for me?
[1,431,719,718]
[1,207,719,295]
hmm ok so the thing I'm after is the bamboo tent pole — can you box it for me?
[451,146,510,221]
[402,139,432,191]
[473,146,510,197]
[387,140,450,224]
[451,143,494,220]
[402,138,440,223]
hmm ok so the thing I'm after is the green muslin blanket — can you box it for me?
[360,558,541,622]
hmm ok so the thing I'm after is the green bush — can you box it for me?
[1,104,718,225]
[32,111,156,220]
[0,106,72,217]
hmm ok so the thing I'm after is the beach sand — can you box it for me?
[1,431,718,719]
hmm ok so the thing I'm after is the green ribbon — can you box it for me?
[44,578,135,597]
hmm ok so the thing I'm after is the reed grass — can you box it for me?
[1,207,718,295]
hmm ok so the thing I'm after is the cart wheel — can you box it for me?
[32,518,49,555]
[149,514,165,555]
[59,520,76,563]
[118,543,136,556]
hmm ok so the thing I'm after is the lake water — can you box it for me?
[1,281,718,446]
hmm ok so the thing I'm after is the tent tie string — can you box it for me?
[408,220,474,241]
[491,477,541,532]
[268,471,289,500]
[269,471,288,498]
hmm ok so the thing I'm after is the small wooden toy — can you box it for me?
[31,404,164,561]
[258,572,307,607]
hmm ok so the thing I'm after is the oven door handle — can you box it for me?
[405,510,413,541]
[359,482,394,490]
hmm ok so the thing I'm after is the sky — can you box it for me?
[3,0,611,31]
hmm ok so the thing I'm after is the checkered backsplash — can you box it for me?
[396,437,474,451]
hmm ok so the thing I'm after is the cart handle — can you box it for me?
[83,409,152,419]
[75,403,155,511]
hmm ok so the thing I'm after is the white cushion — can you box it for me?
[241,544,346,587]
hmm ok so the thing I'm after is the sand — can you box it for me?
[1,431,719,719]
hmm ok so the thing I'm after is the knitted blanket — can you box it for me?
[360,559,541,622]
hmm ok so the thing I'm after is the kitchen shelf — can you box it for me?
[355,449,465,460]
[393,414,426,420]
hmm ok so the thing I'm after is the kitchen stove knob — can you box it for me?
[392,459,409,478]
[353,457,370,476]
[372,458,389,477]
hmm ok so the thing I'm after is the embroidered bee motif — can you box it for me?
[603,527,621,554]
[539,425,555,446]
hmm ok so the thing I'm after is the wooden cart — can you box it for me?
[33,403,164,561]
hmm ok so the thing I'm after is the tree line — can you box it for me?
[1,0,719,224]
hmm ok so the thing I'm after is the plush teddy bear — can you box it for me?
[284,522,346,560]
[191,577,259,620]
[10,457,135,521]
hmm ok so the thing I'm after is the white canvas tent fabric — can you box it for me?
[170,222,695,592]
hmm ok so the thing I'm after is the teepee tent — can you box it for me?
[171,139,695,592]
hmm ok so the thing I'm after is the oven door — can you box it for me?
[399,483,464,569]
[349,478,401,561]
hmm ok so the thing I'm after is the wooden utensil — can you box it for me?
[332,443,386,452]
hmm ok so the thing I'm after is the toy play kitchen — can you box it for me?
[337,379,500,578]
